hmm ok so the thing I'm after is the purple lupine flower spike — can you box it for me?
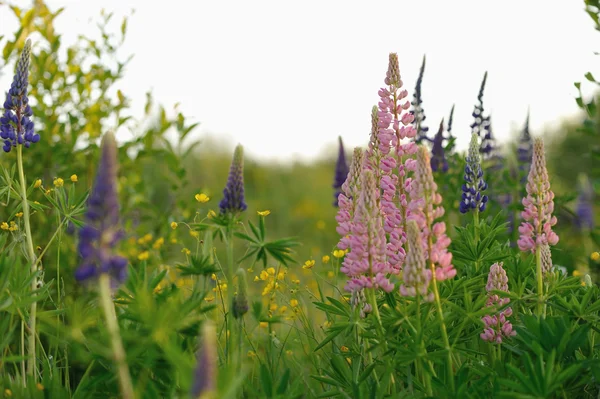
[190,321,218,398]
[430,119,448,173]
[1,39,39,152]
[333,136,349,207]
[219,144,247,215]
[75,132,128,284]
[446,104,455,144]
[460,133,488,214]
[410,55,429,144]
[470,72,496,159]
[517,110,533,178]
[575,174,594,231]
[481,262,516,343]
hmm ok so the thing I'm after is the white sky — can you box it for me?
[1,0,599,163]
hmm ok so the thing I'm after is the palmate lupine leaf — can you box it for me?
[235,218,299,267]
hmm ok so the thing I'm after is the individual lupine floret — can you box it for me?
[410,55,429,144]
[430,119,449,173]
[336,148,364,251]
[219,144,247,214]
[517,138,559,252]
[0,39,40,152]
[75,132,128,284]
[190,321,218,398]
[399,220,433,301]
[408,146,455,281]
[480,262,516,343]
[575,173,594,231]
[460,133,489,214]
[341,169,394,294]
[333,136,349,207]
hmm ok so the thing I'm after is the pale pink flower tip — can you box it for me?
[481,262,516,344]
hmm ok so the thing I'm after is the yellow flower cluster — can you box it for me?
[591,252,600,262]
[53,177,64,188]
[302,260,315,270]
[255,267,286,296]
[138,233,153,245]
[0,221,18,232]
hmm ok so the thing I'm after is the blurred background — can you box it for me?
[0,0,599,282]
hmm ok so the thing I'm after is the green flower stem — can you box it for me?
[16,145,38,377]
[431,275,454,392]
[473,210,480,272]
[225,222,235,366]
[535,246,543,317]
[366,287,394,390]
[415,294,433,396]
[98,274,135,399]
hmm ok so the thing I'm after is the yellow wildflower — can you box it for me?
[8,221,18,232]
[53,178,64,187]
[70,174,78,183]
[257,210,271,216]
[15,212,23,218]
[152,237,165,250]
[302,260,315,270]
[290,299,299,307]
[259,322,268,328]
[195,193,210,203]
[170,238,177,244]
[327,271,335,278]
[4,388,12,396]
[45,188,52,195]
[182,248,191,256]
[292,279,300,284]
[259,270,269,281]
[270,303,278,311]
[213,283,227,293]
[207,209,217,219]
[36,383,44,391]
[277,271,286,281]
[333,249,345,258]
[323,321,332,328]
[591,252,600,262]
[204,295,215,302]
[253,276,260,282]
[322,255,330,264]
[190,230,200,238]
[33,179,42,188]
[279,306,288,313]
[573,270,583,277]
[211,273,217,281]
[170,222,178,229]
[267,267,276,275]
[1,222,8,230]
[340,346,349,352]
[138,251,149,261]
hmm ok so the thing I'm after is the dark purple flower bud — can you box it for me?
[430,119,449,173]
[333,136,349,207]
[219,144,247,215]
[517,110,533,182]
[470,72,497,160]
[190,321,218,398]
[232,268,249,319]
[410,55,430,144]
[1,39,39,153]
[75,132,128,285]
[460,133,488,214]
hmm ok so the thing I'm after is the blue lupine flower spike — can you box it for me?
[460,133,489,214]
[470,71,496,159]
[1,39,40,152]
[75,132,128,284]
[219,144,247,215]
[333,136,349,207]
[411,55,429,144]
[430,119,449,173]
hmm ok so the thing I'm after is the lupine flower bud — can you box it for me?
[540,244,553,277]
[460,133,489,213]
[430,119,448,173]
[191,321,218,399]
[232,268,249,319]
[399,220,433,301]
[575,173,594,231]
[219,144,247,215]
[336,148,364,251]
[1,39,39,152]
[333,136,349,207]
[517,137,559,252]
[481,262,516,343]
[446,104,455,145]
[75,132,128,284]
[410,55,429,144]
